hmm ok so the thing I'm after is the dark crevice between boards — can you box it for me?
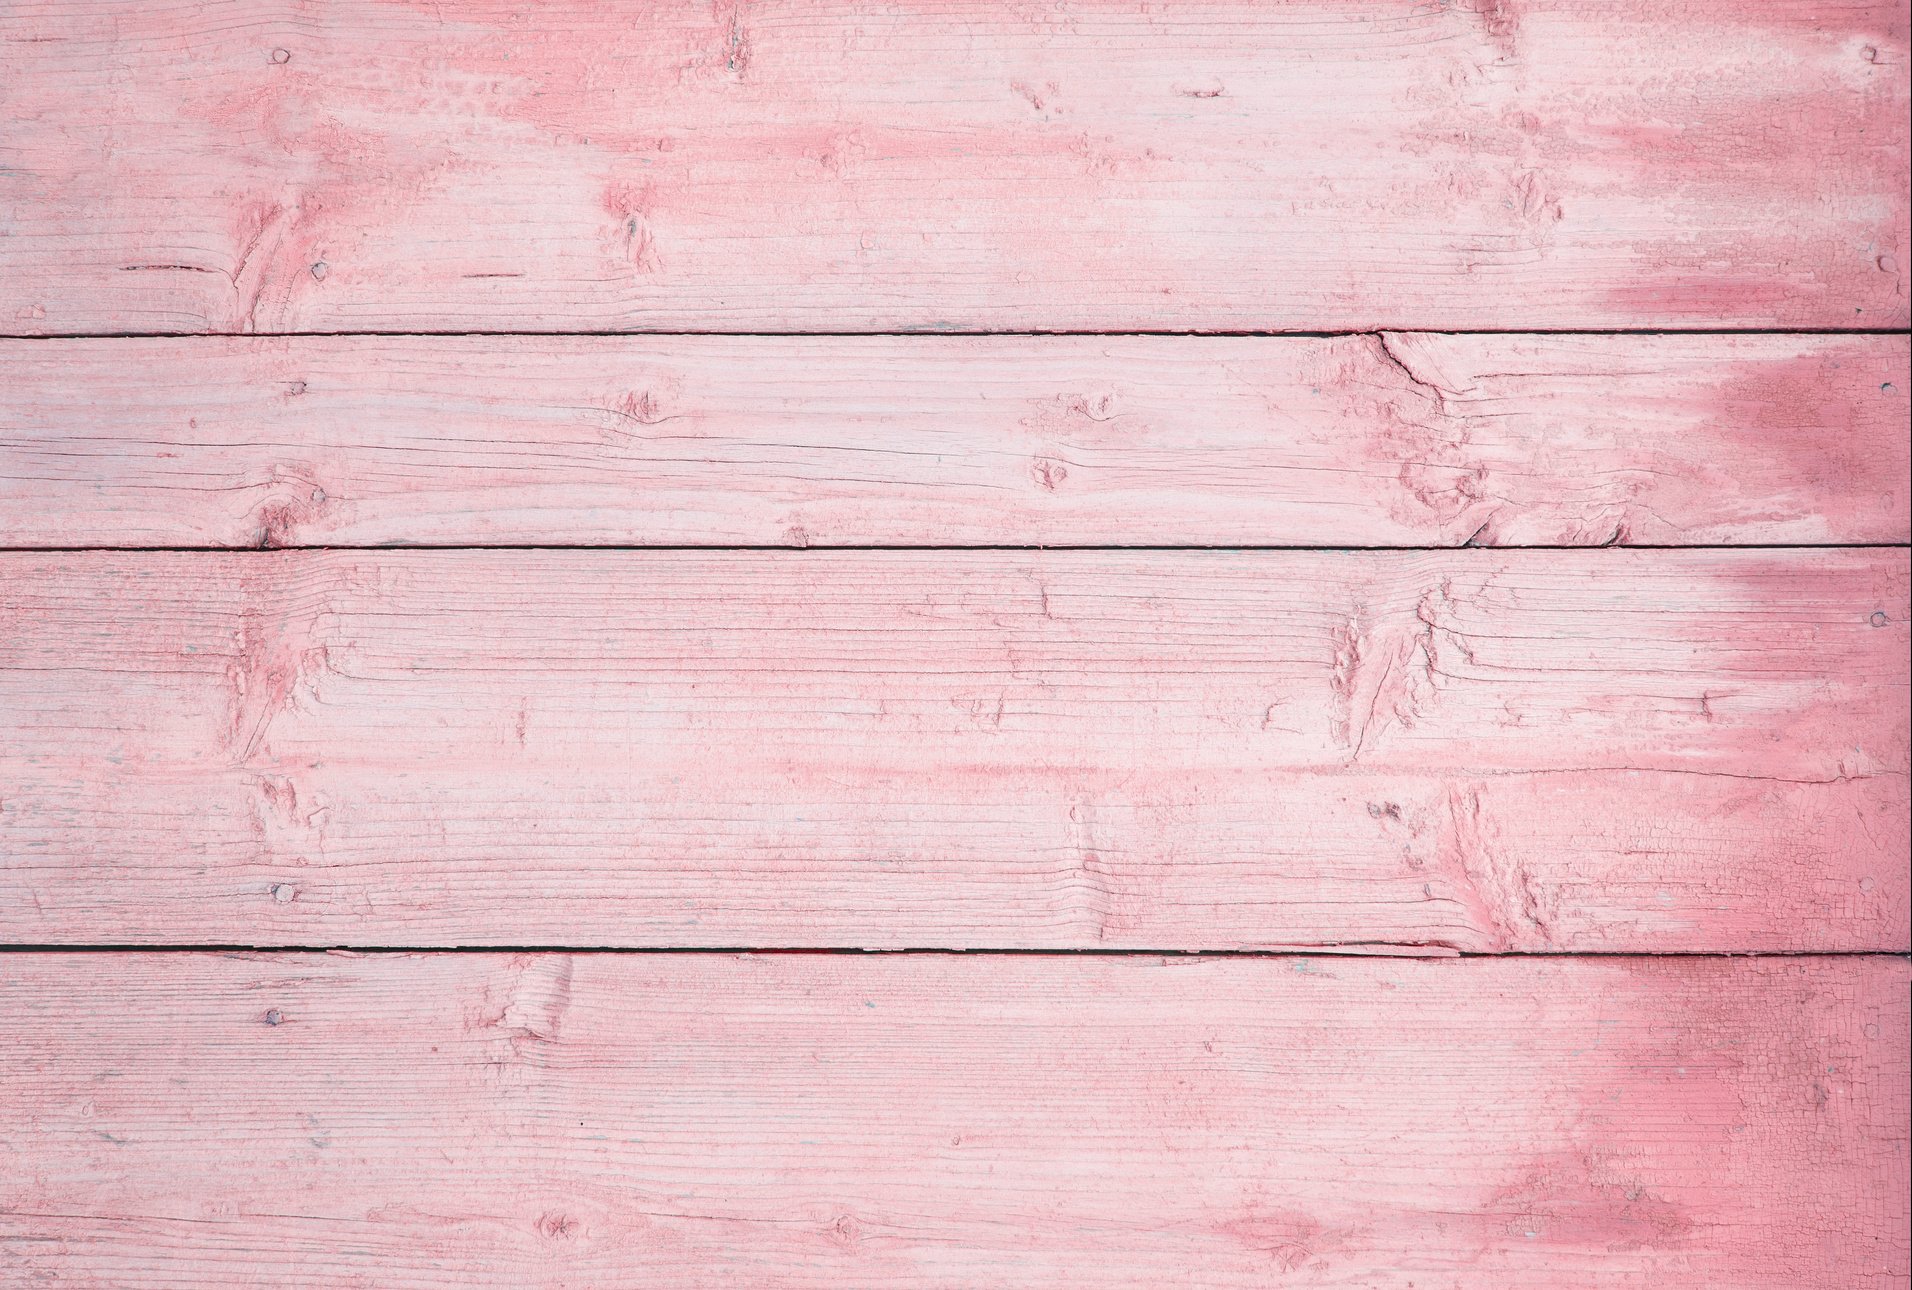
[0,945,1906,960]
[5,542,1909,555]
[1,326,1907,342]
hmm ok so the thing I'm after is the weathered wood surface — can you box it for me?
[2,0,1905,335]
[1,952,1904,1288]
[3,549,1903,949]
[2,333,1906,549]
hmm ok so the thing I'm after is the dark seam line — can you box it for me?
[1,945,1905,959]
[2,326,1908,341]
[6,542,1909,554]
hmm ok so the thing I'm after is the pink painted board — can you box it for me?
[2,0,1905,334]
[0,333,1905,548]
[0,0,1905,1283]
[1,952,1904,1288]
[3,548,1903,949]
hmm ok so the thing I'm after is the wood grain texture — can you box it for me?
[1,951,1905,1288]
[2,0,1905,334]
[2,333,1906,549]
[3,549,1903,950]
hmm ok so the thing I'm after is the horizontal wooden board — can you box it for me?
[2,0,1905,334]
[3,333,1906,548]
[2,549,1904,950]
[1,952,1904,1287]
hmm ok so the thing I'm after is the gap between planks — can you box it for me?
[5,328,1909,341]
[1,946,1908,959]
[9,543,1909,554]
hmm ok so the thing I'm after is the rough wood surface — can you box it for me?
[2,333,1906,549]
[3,549,1903,950]
[2,0,1905,334]
[1,952,1904,1288]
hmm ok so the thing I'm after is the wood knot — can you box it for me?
[828,1212,862,1249]
[616,390,668,425]
[538,1212,580,1240]
[1031,458,1068,491]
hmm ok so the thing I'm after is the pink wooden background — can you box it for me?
[1,0,1907,1285]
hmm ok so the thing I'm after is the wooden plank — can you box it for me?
[2,548,1903,950]
[2,0,1904,334]
[0,952,1903,1287]
[3,333,1906,548]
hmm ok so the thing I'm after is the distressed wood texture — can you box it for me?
[2,0,1906,335]
[1,952,1905,1288]
[2,549,1904,950]
[2,333,1907,548]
